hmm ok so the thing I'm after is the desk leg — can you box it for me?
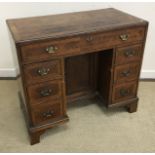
[30,130,45,145]
[127,102,138,113]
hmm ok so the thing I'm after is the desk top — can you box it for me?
[7,8,147,43]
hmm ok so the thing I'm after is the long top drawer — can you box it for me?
[20,27,145,64]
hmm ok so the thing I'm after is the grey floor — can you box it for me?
[0,80,155,152]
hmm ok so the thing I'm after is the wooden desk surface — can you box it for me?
[7,8,147,43]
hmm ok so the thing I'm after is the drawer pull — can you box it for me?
[86,36,93,42]
[120,34,128,41]
[120,89,130,97]
[40,89,52,97]
[124,50,135,57]
[121,70,131,77]
[45,46,58,54]
[37,68,50,76]
[42,110,54,118]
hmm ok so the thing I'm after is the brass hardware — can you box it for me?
[120,34,128,41]
[124,50,135,57]
[86,36,93,42]
[121,70,131,77]
[45,46,58,54]
[40,89,52,97]
[42,110,54,118]
[120,89,130,97]
[37,68,50,76]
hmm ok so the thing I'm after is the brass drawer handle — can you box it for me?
[37,68,50,76]
[124,50,135,57]
[40,89,52,97]
[42,110,54,118]
[45,46,58,54]
[121,70,131,77]
[120,34,128,41]
[86,36,93,42]
[120,89,130,97]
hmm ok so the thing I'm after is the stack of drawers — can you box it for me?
[112,44,143,106]
[19,37,82,127]
[22,55,68,126]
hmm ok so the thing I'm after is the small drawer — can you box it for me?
[115,44,143,65]
[114,63,140,84]
[23,59,63,85]
[31,101,63,125]
[112,81,137,103]
[80,27,145,53]
[21,37,80,63]
[27,80,62,105]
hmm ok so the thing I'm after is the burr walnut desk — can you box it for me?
[7,8,148,145]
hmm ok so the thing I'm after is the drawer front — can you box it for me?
[27,80,62,105]
[80,27,145,52]
[115,44,143,65]
[24,59,63,85]
[32,101,63,125]
[112,81,137,103]
[114,63,140,84]
[21,37,80,63]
